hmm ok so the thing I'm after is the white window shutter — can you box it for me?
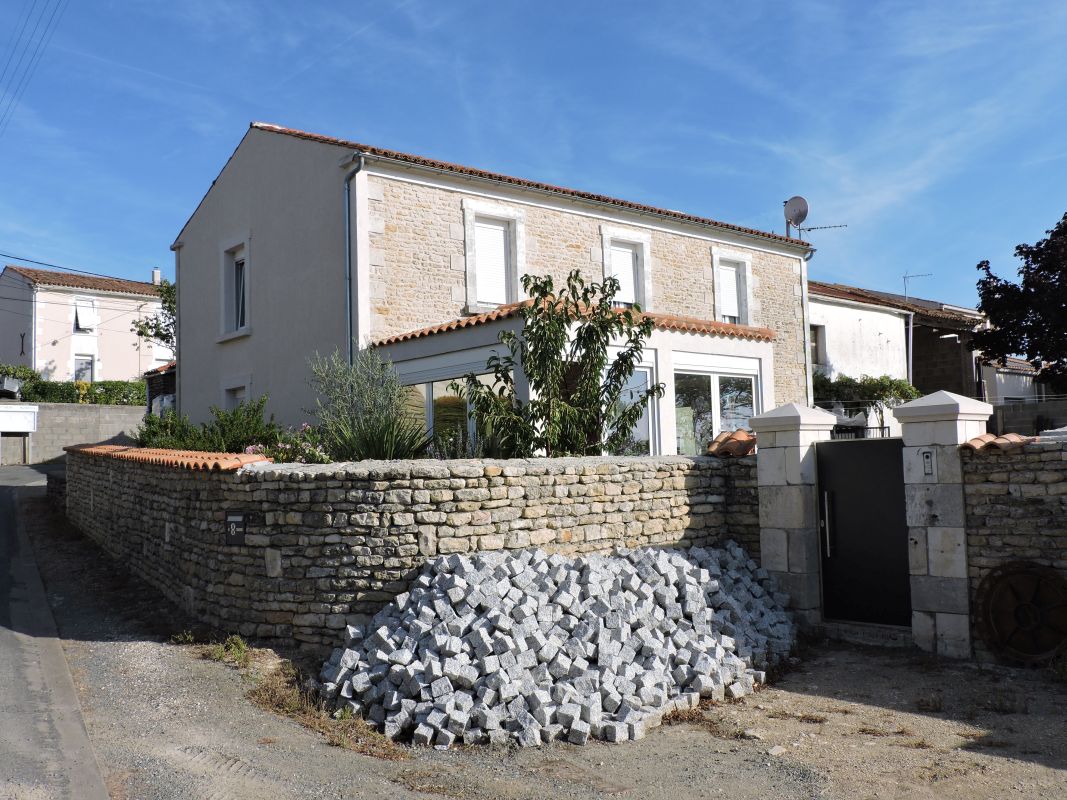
[610,243,638,305]
[75,298,99,330]
[717,264,739,320]
[474,219,509,305]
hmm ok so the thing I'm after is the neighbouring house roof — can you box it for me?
[990,356,1038,375]
[3,265,161,298]
[248,122,812,251]
[373,301,777,347]
[808,280,981,326]
[143,360,176,377]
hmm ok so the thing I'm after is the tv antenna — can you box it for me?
[903,271,931,301]
[783,196,847,240]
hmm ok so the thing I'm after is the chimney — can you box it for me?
[152,268,162,286]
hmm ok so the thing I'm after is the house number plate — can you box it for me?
[225,512,246,545]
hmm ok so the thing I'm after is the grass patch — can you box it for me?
[858,726,891,737]
[766,710,827,724]
[169,629,196,645]
[895,738,933,750]
[393,769,462,797]
[206,634,252,668]
[662,707,742,739]
[247,660,408,761]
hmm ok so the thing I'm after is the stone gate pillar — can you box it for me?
[894,391,992,658]
[749,403,837,627]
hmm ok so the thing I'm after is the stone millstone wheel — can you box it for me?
[975,561,1067,664]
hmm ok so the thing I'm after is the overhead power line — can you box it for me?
[0,0,69,140]
[0,249,161,283]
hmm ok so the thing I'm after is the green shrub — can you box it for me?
[20,378,146,405]
[199,396,282,453]
[0,363,39,382]
[136,409,205,449]
[21,380,80,403]
[87,380,146,405]
[135,396,281,454]
[309,348,432,461]
[248,423,330,464]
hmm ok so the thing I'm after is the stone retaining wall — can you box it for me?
[961,441,1067,658]
[65,451,758,653]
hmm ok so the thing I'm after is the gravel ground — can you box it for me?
[22,488,1067,799]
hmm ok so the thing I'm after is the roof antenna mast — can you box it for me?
[902,271,932,302]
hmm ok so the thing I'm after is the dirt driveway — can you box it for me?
[21,488,1067,799]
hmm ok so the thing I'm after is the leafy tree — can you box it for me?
[813,372,920,427]
[131,278,176,350]
[460,270,665,457]
[973,212,1067,391]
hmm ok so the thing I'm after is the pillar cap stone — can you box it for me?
[749,403,837,433]
[893,391,992,424]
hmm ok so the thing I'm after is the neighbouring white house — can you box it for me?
[979,357,1045,405]
[0,265,173,382]
[172,122,816,455]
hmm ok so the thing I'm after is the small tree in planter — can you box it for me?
[460,270,664,457]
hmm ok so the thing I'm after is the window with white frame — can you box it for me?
[473,217,511,306]
[600,226,651,310]
[716,261,742,324]
[73,297,98,333]
[463,199,525,311]
[405,373,498,454]
[810,324,826,367]
[674,372,757,455]
[223,245,248,333]
[74,355,94,382]
[608,242,640,307]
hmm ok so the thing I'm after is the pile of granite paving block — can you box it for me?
[319,542,793,747]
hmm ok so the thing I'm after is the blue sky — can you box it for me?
[0,0,1065,307]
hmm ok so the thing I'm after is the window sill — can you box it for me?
[464,303,509,316]
[217,327,252,344]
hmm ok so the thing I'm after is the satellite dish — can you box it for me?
[784,196,809,228]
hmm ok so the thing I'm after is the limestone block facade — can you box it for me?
[173,122,813,428]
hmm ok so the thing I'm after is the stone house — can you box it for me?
[0,265,173,382]
[172,122,814,454]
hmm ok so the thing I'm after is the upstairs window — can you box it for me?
[716,261,741,324]
[73,298,98,333]
[810,324,826,366]
[473,217,511,306]
[608,242,639,307]
[223,245,248,334]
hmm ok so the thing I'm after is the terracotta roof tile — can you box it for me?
[374,301,775,347]
[808,280,981,326]
[4,265,161,297]
[143,360,176,376]
[960,433,1037,452]
[706,429,757,458]
[64,443,271,471]
[251,122,811,250]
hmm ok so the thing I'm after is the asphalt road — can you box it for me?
[0,466,108,800]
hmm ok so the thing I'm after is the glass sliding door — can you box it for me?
[674,372,757,455]
[610,367,654,456]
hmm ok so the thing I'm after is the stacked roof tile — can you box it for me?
[706,429,757,458]
[959,433,1037,452]
[64,444,270,471]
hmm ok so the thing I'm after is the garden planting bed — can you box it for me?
[320,540,793,747]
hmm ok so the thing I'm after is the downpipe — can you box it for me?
[343,152,366,365]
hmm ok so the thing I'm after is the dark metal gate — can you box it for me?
[816,437,910,626]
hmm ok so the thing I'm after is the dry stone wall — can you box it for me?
[961,441,1067,658]
[65,452,758,654]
